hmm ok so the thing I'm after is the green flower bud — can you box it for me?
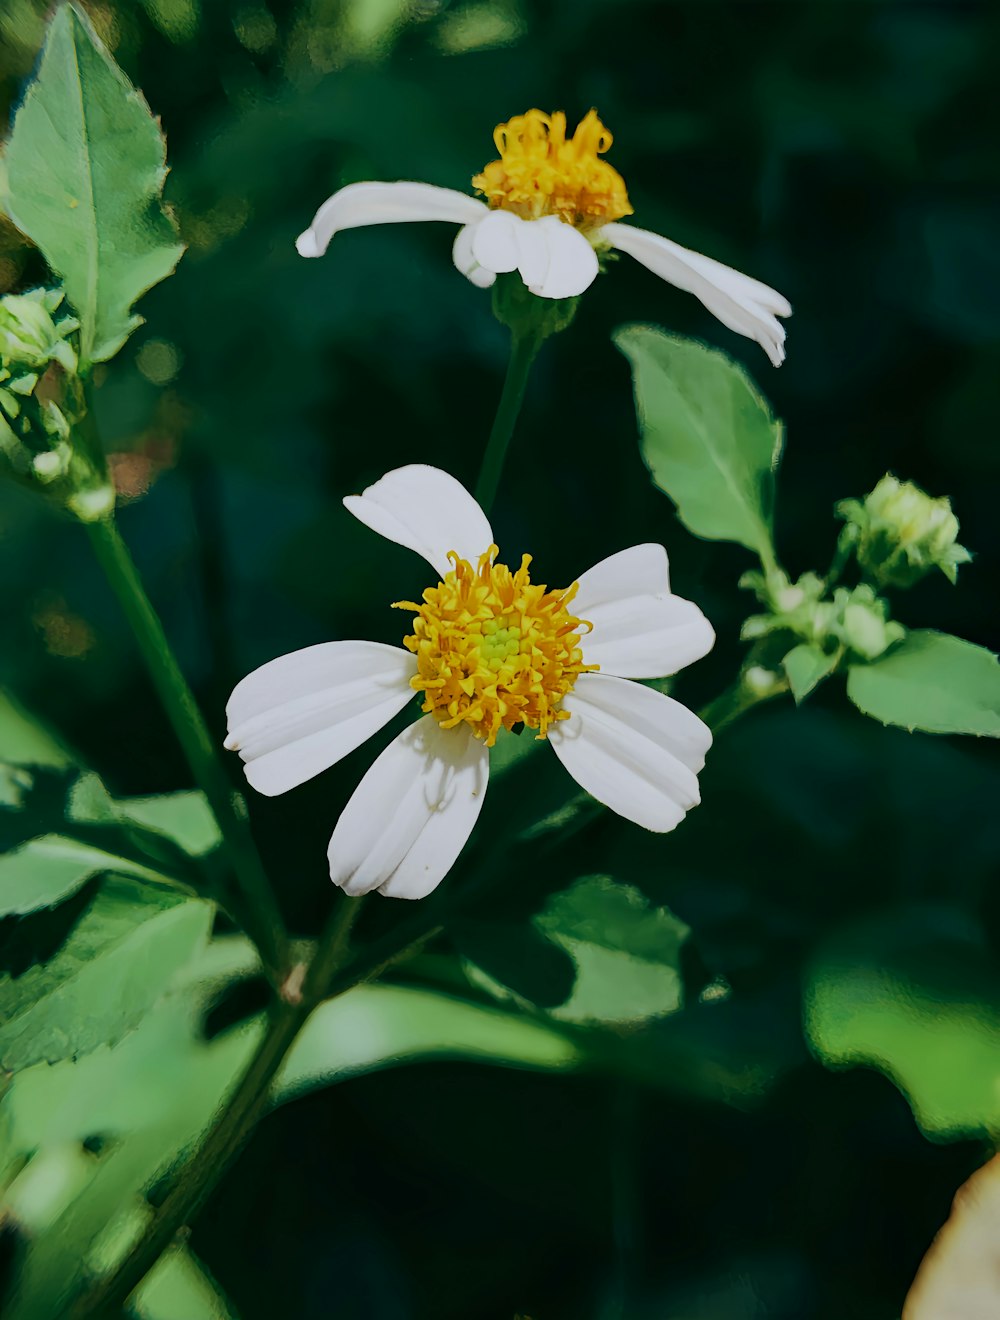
[741,569,903,664]
[740,569,828,644]
[837,473,971,589]
[830,584,905,661]
[0,288,78,377]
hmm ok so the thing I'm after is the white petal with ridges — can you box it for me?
[328,716,489,899]
[453,224,496,288]
[297,181,488,258]
[574,544,715,679]
[225,641,416,797]
[598,221,791,366]
[343,464,494,578]
[548,673,712,833]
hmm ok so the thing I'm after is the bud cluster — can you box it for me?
[0,287,112,519]
[837,473,970,589]
[742,569,904,663]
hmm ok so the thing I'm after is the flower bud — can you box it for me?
[837,474,971,589]
[0,288,78,377]
[831,584,905,661]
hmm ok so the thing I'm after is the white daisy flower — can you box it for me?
[297,108,791,366]
[225,465,715,900]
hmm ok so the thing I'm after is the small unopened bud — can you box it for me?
[0,288,78,377]
[831,584,905,661]
[837,474,971,589]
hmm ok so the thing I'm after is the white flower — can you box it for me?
[226,465,715,900]
[297,108,791,365]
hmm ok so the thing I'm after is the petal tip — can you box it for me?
[296,228,323,258]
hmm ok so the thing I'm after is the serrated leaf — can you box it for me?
[3,4,183,365]
[0,992,256,1319]
[783,643,838,703]
[846,630,1000,737]
[615,324,782,565]
[0,877,212,1071]
[534,875,690,1026]
[0,832,187,917]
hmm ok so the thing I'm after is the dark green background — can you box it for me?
[2,2,999,1316]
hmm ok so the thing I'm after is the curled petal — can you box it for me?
[225,641,416,796]
[574,544,715,679]
[548,673,712,833]
[598,221,791,366]
[297,181,488,258]
[470,212,599,300]
[343,464,494,578]
[329,716,489,899]
[453,224,497,289]
[528,216,600,300]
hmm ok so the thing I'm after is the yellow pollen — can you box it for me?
[394,546,597,748]
[472,108,633,230]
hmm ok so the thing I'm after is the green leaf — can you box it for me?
[0,689,73,770]
[453,917,577,1009]
[0,832,189,917]
[846,630,1000,737]
[0,878,212,1071]
[783,643,839,703]
[535,875,690,1025]
[805,907,1000,1138]
[3,4,183,365]
[615,324,783,565]
[132,1245,240,1320]
[68,774,221,857]
[0,993,257,1319]
[278,984,580,1101]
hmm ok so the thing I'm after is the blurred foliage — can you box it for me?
[1,1,999,1317]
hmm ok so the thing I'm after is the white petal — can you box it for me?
[470,211,551,290]
[470,212,597,300]
[599,221,791,365]
[528,216,600,300]
[453,224,496,289]
[471,210,521,274]
[343,464,494,578]
[328,717,489,900]
[574,544,716,679]
[296,181,488,258]
[548,673,712,833]
[225,641,416,797]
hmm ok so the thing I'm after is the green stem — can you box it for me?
[85,514,288,981]
[696,671,789,735]
[73,896,365,1319]
[473,331,540,514]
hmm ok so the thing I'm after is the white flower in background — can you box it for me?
[297,108,791,365]
[226,465,715,900]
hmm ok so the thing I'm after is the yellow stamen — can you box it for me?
[472,108,633,229]
[394,546,597,747]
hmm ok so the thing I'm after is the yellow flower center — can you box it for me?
[394,547,597,747]
[472,108,633,230]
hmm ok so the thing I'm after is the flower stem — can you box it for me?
[697,670,789,734]
[72,897,365,1319]
[473,331,540,515]
[84,514,289,981]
